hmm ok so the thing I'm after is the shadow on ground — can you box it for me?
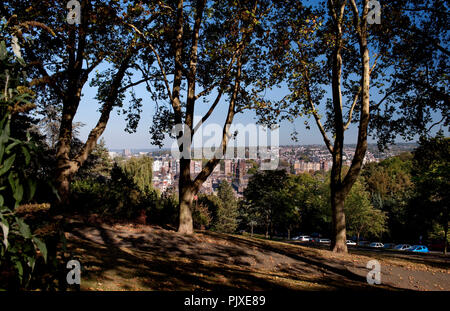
[61,219,407,291]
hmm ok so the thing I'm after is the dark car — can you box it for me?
[428,240,448,252]
[383,243,396,249]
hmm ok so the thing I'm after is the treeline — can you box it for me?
[192,135,449,252]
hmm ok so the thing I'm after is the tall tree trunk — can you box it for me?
[54,94,79,207]
[178,158,194,234]
[331,184,348,253]
[444,214,448,255]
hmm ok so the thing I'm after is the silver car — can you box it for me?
[369,242,384,248]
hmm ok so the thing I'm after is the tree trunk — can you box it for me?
[54,101,78,207]
[444,216,448,255]
[178,191,194,234]
[288,228,291,240]
[331,185,348,253]
[178,158,194,234]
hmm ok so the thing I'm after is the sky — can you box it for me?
[72,1,448,151]
[74,78,360,150]
[73,68,447,151]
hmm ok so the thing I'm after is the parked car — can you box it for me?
[319,238,331,244]
[409,245,429,253]
[369,242,384,248]
[394,244,411,251]
[346,240,357,246]
[292,235,310,242]
[383,243,396,249]
[427,240,448,252]
[358,241,370,247]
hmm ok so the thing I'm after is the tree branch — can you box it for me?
[126,22,174,104]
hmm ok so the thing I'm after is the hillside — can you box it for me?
[62,217,450,291]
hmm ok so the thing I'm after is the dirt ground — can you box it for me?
[62,217,450,291]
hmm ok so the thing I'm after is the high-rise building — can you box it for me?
[152,160,162,172]
[236,159,247,179]
[224,160,232,175]
[123,149,132,157]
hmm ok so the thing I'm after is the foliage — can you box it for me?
[76,137,112,180]
[213,181,239,234]
[411,133,449,252]
[192,200,212,230]
[243,170,292,238]
[119,155,153,193]
[287,173,330,236]
[0,29,48,289]
[72,163,150,219]
[344,179,387,241]
[0,114,48,290]
[361,153,413,240]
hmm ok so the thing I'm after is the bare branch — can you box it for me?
[193,89,224,135]
[344,87,360,131]
[126,23,174,103]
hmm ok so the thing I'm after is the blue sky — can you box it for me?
[74,79,446,150]
[74,78,360,150]
[73,65,447,150]
[72,0,448,151]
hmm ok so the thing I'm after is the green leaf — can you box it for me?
[14,260,23,282]
[0,40,6,60]
[32,237,47,263]
[27,179,36,200]
[27,256,36,271]
[13,183,23,203]
[16,217,31,239]
[5,141,20,154]
[21,146,31,165]
[0,194,4,207]
[8,172,16,194]
[0,154,16,177]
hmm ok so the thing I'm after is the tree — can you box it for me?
[120,155,153,193]
[135,0,275,234]
[412,133,449,254]
[256,0,448,253]
[362,153,413,241]
[75,137,112,179]
[243,170,290,239]
[288,173,330,236]
[345,179,387,242]
[1,0,162,205]
[213,181,239,233]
